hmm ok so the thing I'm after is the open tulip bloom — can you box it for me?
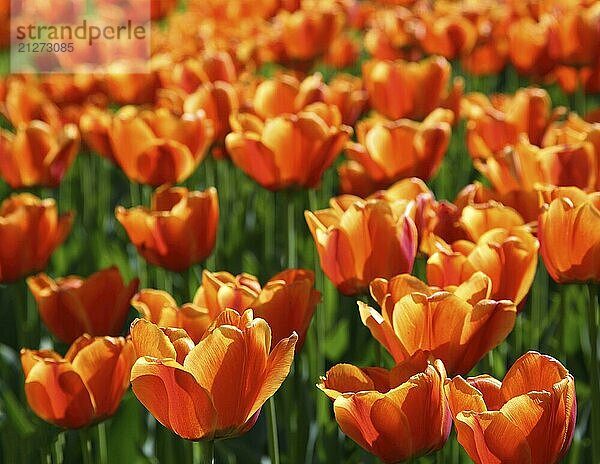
[318,353,451,463]
[129,309,297,440]
[445,351,576,464]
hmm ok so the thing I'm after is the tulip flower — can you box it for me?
[21,335,135,428]
[129,310,297,440]
[0,78,62,130]
[0,121,80,188]
[417,14,477,60]
[318,353,451,463]
[340,109,453,196]
[464,87,560,159]
[27,267,139,344]
[305,197,418,295]
[362,56,462,121]
[360,272,517,374]
[226,103,351,190]
[446,351,576,464]
[110,106,214,186]
[192,268,320,348]
[323,74,368,126]
[0,193,73,282]
[538,186,600,283]
[132,289,212,344]
[324,34,359,69]
[116,186,219,272]
[183,81,239,145]
[426,227,539,307]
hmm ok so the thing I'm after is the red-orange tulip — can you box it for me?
[318,353,451,463]
[324,34,359,69]
[340,109,453,196]
[192,269,320,348]
[226,103,351,190]
[446,351,576,464]
[132,289,212,343]
[0,194,73,282]
[21,335,135,428]
[116,186,219,271]
[360,272,516,374]
[0,120,79,188]
[538,186,600,283]
[0,78,62,130]
[27,267,139,344]
[305,197,418,295]
[79,105,115,162]
[426,227,539,307]
[507,16,557,77]
[417,14,477,60]
[129,310,297,440]
[110,106,214,186]
[362,56,462,121]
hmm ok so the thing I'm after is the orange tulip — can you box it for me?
[359,272,517,374]
[275,7,342,62]
[27,267,139,344]
[79,105,115,161]
[0,120,79,188]
[507,16,557,77]
[475,138,596,193]
[116,186,218,271]
[132,289,212,343]
[21,335,135,428]
[102,69,159,105]
[417,14,478,60]
[324,34,359,69]
[542,112,600,190]
[323,74,368,126]
[226,103,351,190]
[0,78,62,130]
[340,109,453,196]
[364,7,420,61]
[318,353,451,463]
[110,106,214,186]
[426,227,539,307]
[446,351,576,464]
[0,194,73,282]
[183,81,239,145]
[305,197,418,295]
[464,87,560,159]
[362,56,462,121]
[192,269,320,348]
[129,310,297,440]
[538,186,600,283]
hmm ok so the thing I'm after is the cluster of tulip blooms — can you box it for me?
[0,0,599,462]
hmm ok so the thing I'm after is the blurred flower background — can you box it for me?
[0,0,599,463]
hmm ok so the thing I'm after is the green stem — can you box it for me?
[96,422,108,464]
[79,429,93,464]
[287,191,297,269]
[266,397,280,464]
[52,432,65,464]
[192,440,214,464]
[587,283,599,463]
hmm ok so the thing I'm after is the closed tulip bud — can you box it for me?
[0,193,73,282]
[226,103,351,190]
[110,106,214,186]
[0,121,79,188]
[27,267,139,344]
[21,335,135,428]
[360,272,516,374]
[538,186,600,283]
[116,186,219,271]
[79,105,115,161]
[305,197,418,295]
[318,353,451,463]
[427,227,539,307]
[129,310,297,440]
[446,351,576,464]
[341,109,453,196]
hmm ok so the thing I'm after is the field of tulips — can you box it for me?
[1,0,600,463]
